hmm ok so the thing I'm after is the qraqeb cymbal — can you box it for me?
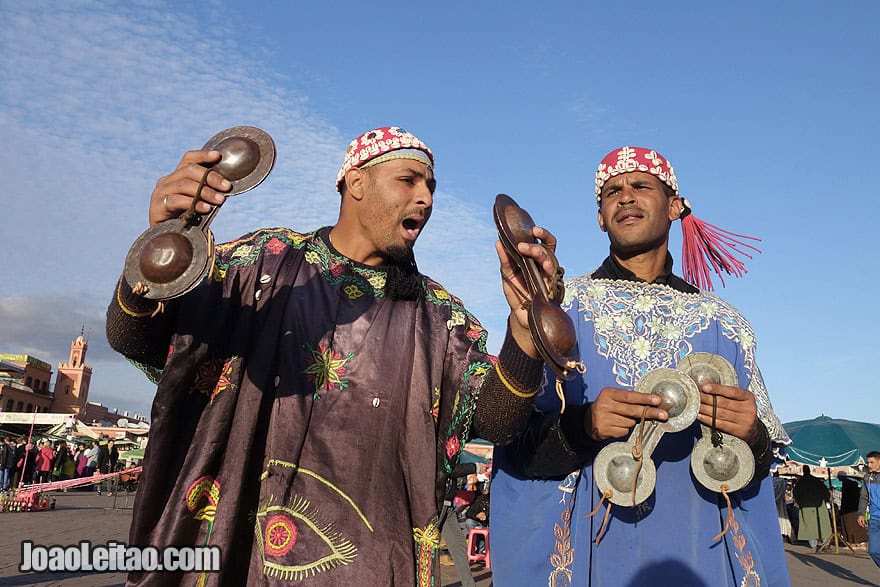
[123,126,276,301]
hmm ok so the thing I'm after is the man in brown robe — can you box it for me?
[107,126,553,585]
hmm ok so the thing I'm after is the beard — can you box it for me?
[384,244,423,301]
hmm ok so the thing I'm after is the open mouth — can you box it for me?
[401,216,424,241]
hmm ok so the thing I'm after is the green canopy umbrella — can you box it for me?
[459,449,490,465]
[783,415,880,467]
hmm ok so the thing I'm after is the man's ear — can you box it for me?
[669,196,683,221]
[345,168,367,201]
[597,209,607,232]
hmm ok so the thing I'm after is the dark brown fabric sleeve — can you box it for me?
[471,328,544,446]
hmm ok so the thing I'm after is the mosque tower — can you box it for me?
[52,333,93,415]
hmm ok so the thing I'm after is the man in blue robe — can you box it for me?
[491,146,791,586]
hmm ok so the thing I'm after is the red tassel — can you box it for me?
[679,201,761,291]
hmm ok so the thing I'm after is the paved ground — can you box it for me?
[0,490,876,586]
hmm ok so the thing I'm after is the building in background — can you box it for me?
[0,335,147,427]
[51,335,92,416]
[0,354,54,414]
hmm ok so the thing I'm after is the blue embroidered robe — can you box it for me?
[491,276,791,587]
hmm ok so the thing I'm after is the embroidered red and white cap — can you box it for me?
[594,146,679,204]
[594,145,761,291]
[336,127,434,192]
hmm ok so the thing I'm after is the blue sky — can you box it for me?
[0,0,877,425]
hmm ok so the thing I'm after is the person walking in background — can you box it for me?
[774,472,794,543]
[84,440,99,478]
[35,440,54,484]
[858,451,880,567]
[0,437,13,490]
[96,440,111,495]
[838,471,867,545]
[793,465,832,552]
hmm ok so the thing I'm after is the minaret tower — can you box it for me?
[53,331,93,415]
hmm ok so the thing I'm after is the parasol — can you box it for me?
[783,415,880,467]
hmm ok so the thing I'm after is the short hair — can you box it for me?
[802,465,811,475]
[868,451,880,460]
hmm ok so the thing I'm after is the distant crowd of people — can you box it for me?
[773,458,877,564]
[0,435,120,493]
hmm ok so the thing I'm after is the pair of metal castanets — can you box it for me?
[124,126,276,301]
[594,352,755,507]
[493,195,585,412]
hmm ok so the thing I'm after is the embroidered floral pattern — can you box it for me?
[549,508,574,586]
[343,284,363,299]
[413,521,440,587]
[565,276,787,443]
[547,472,579,585]
[186,475,221,587]
[443,360,491,472]
[213,228,308,277]
[303,343,355,399]
[431,387,441,422]
[264,514,298,557]
[192,358,225,395]
[210,358,237,404]
[728,509,762,586]
[445,436,461,459]
[186,475,221,520]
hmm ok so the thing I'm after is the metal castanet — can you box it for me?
[493,194,579,381]
[594,368,700,506]
[677,353,755,494]
[123,126,276,300]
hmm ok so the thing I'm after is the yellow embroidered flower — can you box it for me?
[446,310,465,330]
[367,273,387,290]
[343,285,364,299]
[289,233,305,245]
[212,267,227,282]
[304,250,321,265]
[303,343,354,398]
[473,365,490,377]
[433,288,450,300]
[231,244,254,258]
[412,523,440,546]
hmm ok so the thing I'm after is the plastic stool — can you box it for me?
[466,527,490,569]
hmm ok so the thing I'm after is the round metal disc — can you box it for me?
[634,368,700,433]
[676,352,737,388]
[123,219,213,300]
[594,442,657,507]
[691,429,754,493]
[202,126,276,196]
